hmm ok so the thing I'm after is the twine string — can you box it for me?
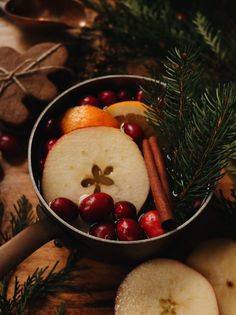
[0,43,70,95]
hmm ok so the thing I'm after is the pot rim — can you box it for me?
[28,74,213,245]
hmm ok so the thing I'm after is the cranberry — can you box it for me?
[135,90,144,102]
[98,90,116,107]
[45,119,60,138]
[193,199,202,209]
[116,218,144,241]
[0,134,20,156]
[139,210,165,238]
[79,192,114,222]
[50,197,79,222]
[175,12,187,22]
[43,138,57,156]
[114,201,136,220]
[117,89,131,102]
[79,95,99,106]
[122,122,143,143]
[89,223,117,240]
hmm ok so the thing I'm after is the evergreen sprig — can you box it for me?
[83,0,175,57]
[0,253,77,315]
[144,48,236,222]
[0,197,79,315]
[146,47,202,138]
[80,0,235,83]
[0,196,34,243]
[193,12,226,61]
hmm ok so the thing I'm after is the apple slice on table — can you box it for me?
[187,238,236,315]
[115,259,219,315]
[42,126,149,212]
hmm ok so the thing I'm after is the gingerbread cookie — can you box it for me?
[0,42,68,128]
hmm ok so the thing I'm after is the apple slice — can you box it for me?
[115,259,219,315]
[187,238,236,315]
[42,126,149,212]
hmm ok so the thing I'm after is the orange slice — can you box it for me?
[106,101,154,136]
[61,105,119,134]
[215,169,236,201]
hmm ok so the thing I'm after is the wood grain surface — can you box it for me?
[0,12,230,315]
[0,15,132,314]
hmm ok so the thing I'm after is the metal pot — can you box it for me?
[0,75,212,279]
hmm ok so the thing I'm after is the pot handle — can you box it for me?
[0,216,60,279]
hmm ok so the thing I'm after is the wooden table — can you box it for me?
[0,15,132,315]
[0,11,232,315]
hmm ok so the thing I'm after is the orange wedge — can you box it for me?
[215,169,236,201]
[106,101,154,136]
[61,105,119,134]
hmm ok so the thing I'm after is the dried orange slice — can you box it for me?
[106,101,154,136]
[61,105,119,134]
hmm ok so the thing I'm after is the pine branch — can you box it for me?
[193,12,226,61]
[177,84,236,200]
[144,48,236,222]
[0,196,34,242]
[84,0,174,57]
[0,197,85,315]
[226,158,236,182]
[145,47,202,141]
[0,251,79,315]
[81,1,235,83]
[0,196,34,299]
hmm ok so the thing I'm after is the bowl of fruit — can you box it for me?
[0,75,212,278]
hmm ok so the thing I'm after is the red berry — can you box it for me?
[139,210,165,238]
[135,90,144,102]
[122,122,143,143]
[114,201,136,220]
[175,12,187,22]
[45,119,60,138]
[117,89,131,102]
[50,197,79,222]
[116,218,144,241]
[43,138,57,156]
[98,90,116,107]
[79,192,114,222]
[79,95,99,106]
[193,199,202,209]
[0,134,19,156]
[89,223,117,240]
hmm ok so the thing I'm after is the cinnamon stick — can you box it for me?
[142,139,176,231]
[148,136,171,204]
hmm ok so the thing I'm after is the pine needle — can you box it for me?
[0,196,34,242]
[144,48,236,222]
[0,197,80,315]
[193,12,226,61]
[0,250,79,315]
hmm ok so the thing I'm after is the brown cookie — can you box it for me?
[0,42,68,128]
